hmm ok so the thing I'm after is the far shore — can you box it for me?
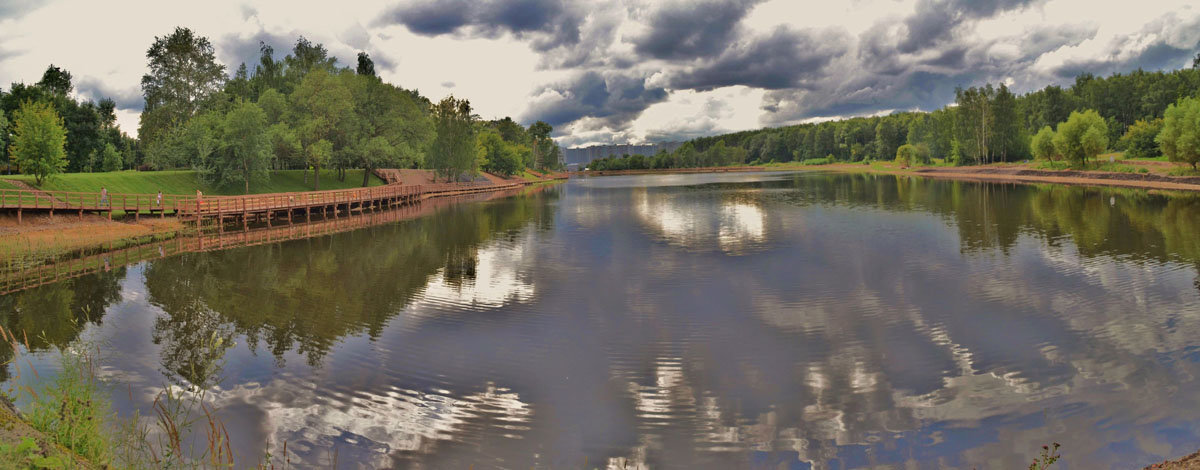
[577,160,1200,193]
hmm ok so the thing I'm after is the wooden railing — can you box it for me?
[0,180,519,223]
[0,188,195,217]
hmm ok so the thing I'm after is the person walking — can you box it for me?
[156,190,163,207]
[100,187,108,207]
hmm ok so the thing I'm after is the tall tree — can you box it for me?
[99,142,122,172]
[8,101,68,185]
[290,69,352,189]
[217,100,271,193]
[0,110,8,166]
[139,27,227,146]
[37,65,73,96]
[251,43,285,96]
[991,83,1024,161]
[343,72,432,185]
[284,37,337,87]
[356,52,376,77]
[428,96,478,180]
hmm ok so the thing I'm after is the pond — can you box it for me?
[3,171,1200,469]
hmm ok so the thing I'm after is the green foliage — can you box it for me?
[342,70,433,184]
[25,349,112,465]
[99,142,122,172]
[478,129,524,175]
[1053,109,1108,167]
[1158,96,1200,169]
[138,27,227,147]
[9,100,68,185]
[429,96,478,180]
[291,68,353,189]
[799,156,833,165]
[1120,118,1164,160]
[895,143,923,167]
[0,437,69,469]
[0,110,8,158]
[1032,126,1057,161]
[196,99,271,193]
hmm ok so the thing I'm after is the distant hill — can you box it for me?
[564,142,684,165]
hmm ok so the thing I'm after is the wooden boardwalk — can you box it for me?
[0,185,539,296]
[0,180,528,225]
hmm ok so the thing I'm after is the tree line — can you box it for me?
[588,61,1200,172]
[0,27,563,191]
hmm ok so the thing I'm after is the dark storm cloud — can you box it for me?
[669,27,849,91]
[522,71,668,129]
[755,3,1099,126]
[75,77,143,111]
[899,0,1040,52]
[378,0,583,52]
[632,0,762,60]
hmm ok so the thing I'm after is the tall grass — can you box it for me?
[0,315,291,468]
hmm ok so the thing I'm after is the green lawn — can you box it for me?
[0,179,18,190]
[0,169,385,195]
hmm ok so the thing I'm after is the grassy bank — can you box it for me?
[1,169,384,196]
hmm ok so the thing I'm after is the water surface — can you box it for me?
[4,171,1200,469]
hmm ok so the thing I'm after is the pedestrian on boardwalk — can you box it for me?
[156,190,163,207]
[100,187,108,207]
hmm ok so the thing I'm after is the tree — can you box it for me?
[217,100,271,193]
[1119,118,1164,160]
[1158,96,1200,169]
[356,52,376,77]
[1053,109,1108,167]
[290,69,353,189]
[342,72,432,186]
[991,83,1025,161]
[37,65,73,96]
[895,144,921,167]
[8,101,68,185]
[1031,126,1057,161]
[139,27,227,146]
[479,129,523,175]
[428,96,478,180]
[284,37,337,86]
[99,142,122,172]
[0,110,8,164]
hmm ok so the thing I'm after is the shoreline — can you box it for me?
[577,162,1200,193]
[1,170,566,263]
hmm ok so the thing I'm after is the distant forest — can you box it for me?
[588,56,1200,171]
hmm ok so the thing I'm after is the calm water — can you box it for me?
[4,171,1200,469]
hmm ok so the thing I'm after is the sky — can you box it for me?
[1,0,1198,148]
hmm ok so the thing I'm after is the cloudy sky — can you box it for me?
[1,0,1198,147]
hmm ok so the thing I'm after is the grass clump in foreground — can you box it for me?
[0,320,291,469]
[1,169,384,196]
